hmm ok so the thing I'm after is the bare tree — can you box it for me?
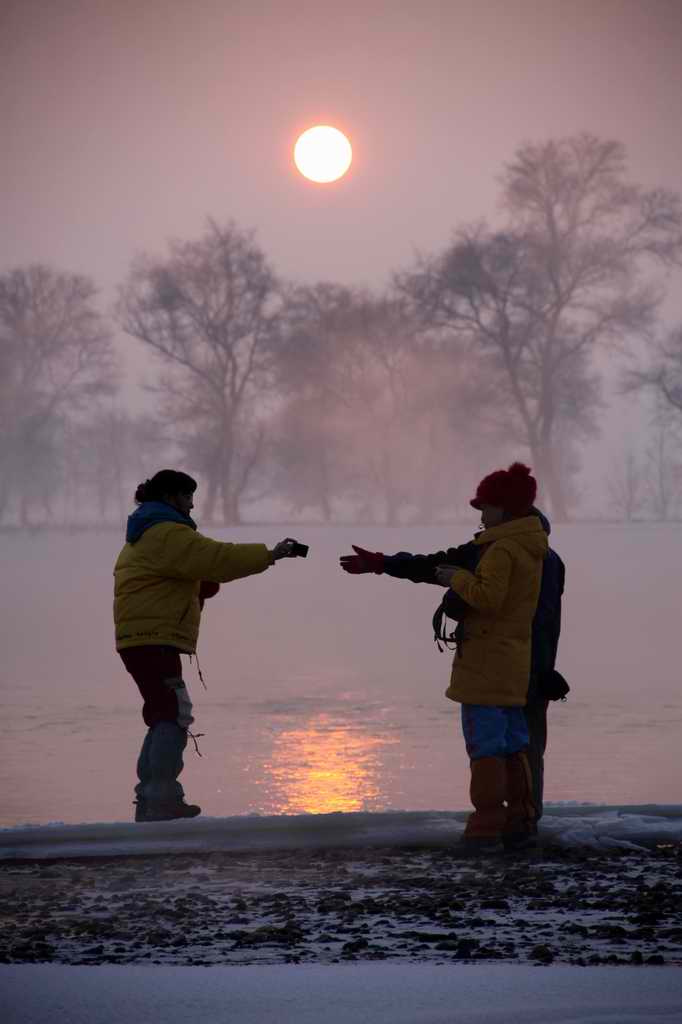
[625,324,682,413]
[71,409,173,523]
[274,283,381,521]
[0,265,116,524]
[607,445,647,522]
[118,220,281,524]
[643,401,682,521]
[621,331,682,519]
[359,302,506,524]
[404,332,517,522]
[278,284,435,524]
[398,135,682,519]
[276,283,496,524]
[343,294,422,524]
[269,397,344,522]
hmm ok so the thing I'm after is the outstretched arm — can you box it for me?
[155,526,271,583]
[340,542,479,583]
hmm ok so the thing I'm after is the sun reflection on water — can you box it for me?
[256,713,395,815]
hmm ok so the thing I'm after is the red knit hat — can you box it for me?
[470,462,537,515]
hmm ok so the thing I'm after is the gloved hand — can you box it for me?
[270,538,296,562]
[199,580,221,610]
[340,544,385,574]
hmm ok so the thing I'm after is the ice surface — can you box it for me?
[2,963,682,1024]
[1,804,680,861]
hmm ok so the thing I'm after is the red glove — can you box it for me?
[199,581,221,610]
[339,545,385,574]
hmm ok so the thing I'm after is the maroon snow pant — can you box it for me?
[119,645,190,808]
[119,645,184,727]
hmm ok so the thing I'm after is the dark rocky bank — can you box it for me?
[1,842,680,967]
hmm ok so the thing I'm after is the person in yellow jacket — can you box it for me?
[114,468,301,822]
[433,463,548,851]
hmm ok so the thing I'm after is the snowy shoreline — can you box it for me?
[1,804,681,861]
[1,813,680,972]
[2,804,681,1024]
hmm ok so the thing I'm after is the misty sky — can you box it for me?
[3,0,682,482]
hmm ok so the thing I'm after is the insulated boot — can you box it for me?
[503,750,537,848]
[135,799,201,823]
[463,755,507,845]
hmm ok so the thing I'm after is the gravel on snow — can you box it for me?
[2,841,681,968]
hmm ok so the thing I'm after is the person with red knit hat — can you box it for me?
[341,462,550,852]
[440,462,547,850]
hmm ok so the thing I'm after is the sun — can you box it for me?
[294,125,352,184]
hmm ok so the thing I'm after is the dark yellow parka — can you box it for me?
[114,522,270,652]
[445,516,548,706]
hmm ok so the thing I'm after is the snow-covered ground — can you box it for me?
[3,963,682,1024]
[1,807,680,972]
[2,807,681,1022]
[3,962,679,1019]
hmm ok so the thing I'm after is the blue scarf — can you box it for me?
[125,501,197,544]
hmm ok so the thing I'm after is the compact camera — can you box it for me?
[283,537,309,558]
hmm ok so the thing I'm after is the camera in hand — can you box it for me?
[284,537,309,558]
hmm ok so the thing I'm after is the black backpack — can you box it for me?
[432,589,469,651]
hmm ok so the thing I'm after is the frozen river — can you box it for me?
[1,521,681,826]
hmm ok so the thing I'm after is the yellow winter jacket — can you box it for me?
[114,522,270,652]
[445,516,548,706]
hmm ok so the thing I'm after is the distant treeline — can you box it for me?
[2,133,682,526]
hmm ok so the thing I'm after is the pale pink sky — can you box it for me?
[3,0,681,289]
[2,0,681,469]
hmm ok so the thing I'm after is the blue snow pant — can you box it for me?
[119,646,193,805]
[461,705,529,760]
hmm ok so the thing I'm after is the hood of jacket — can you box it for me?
[125,501,197,544]
[473,514,548,560]
[530,506,551,537]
